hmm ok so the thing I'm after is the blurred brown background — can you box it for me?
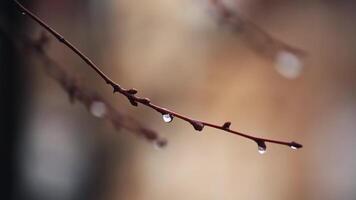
[6,0,356,200]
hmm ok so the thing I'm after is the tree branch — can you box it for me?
[18,31,167,148]
[13,0,302,152]
[210,0,306,59]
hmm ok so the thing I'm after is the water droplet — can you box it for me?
[21,12,26,15]
[275,51,303,79]
[162,113,173,123]
[90,101,107,118]
[256,140,267,154]
[290,141,302,150]
[258,145,266,154]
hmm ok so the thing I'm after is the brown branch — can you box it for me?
[210,0,306,59]
[0,25,167,148]
[34,37,167,148]
[13,0,302,152]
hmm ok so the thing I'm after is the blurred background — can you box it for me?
[2,0,356,199]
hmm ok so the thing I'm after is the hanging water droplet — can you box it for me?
[258,145,266,154]
[290,145,298,150]
[275,51,303,79]
[162,113,173,123]
[256,140,267,154]
[90,101,107,118]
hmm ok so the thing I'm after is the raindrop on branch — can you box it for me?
[290,145,298,150]
[90,101,107,118]
[258,145,266,154]
[256,140,267,155]
[162,113,173,123]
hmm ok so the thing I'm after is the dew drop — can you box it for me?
[162,113,173,123]
[258,145,266,154]
[275,51,303,79]
[90,101,107,118]
[290,145,298,150]
[256,140,267,155]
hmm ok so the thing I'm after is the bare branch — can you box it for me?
[1,26,167,148]
[13,0,302,152]
[210,0,306,59]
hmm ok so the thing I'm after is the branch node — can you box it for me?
[128,97,138,106]
[255,139,266,148]
[57,36,65,43]
[112,84,120,93]
[127,88,138,94]
[140,98,151,104]
[190,120,204,131]
[222,121,231,129]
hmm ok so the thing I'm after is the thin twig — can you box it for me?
[5,28,168,147]
[210,0,306,59]
[13,0,302,151]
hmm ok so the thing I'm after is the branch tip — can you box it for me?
[290,141,303,149]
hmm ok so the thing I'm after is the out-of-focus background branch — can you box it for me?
[3,0,356,200]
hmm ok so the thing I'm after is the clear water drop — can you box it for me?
[290,145,298,150]
[162,113,173,123]
[275,51,303,79]
[258,145,266,154]
[90,101,107,118]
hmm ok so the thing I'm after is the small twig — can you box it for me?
[0,23,167,147]
[210,0,306,59]
[13,0,302,152]
[23,32,167,147]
